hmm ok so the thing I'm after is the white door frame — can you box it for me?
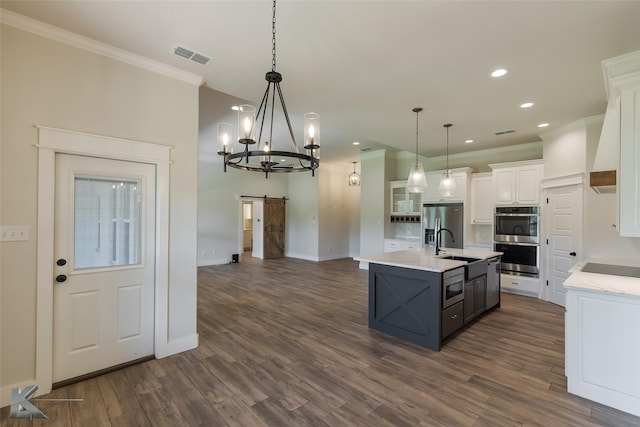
[541,173,584,303]
[35,126,171,395]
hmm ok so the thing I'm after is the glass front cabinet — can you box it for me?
[390,180,422,215]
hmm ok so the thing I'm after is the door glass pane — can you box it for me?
[74,177,141,269]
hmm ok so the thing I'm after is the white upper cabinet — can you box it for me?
[390,180,422,215]
[604,50,640,237]
[619,80,640,236]
[422,168,471,203]
[470,173,493,224]
[490,161,543,205]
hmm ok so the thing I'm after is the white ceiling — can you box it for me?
[3,1,640,166]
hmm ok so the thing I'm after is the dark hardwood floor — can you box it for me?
[3,256,640,426]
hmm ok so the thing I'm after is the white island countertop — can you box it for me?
[564,257,640,298]
[354,248,502,273]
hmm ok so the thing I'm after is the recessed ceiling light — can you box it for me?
[352,141,360,145]
[538,123,549,128]
[465,139,474,144]
[231,105,239,111]
[520,102,534,109]
[491,68,508,78]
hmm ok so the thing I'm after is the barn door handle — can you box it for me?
[569,252,576,256]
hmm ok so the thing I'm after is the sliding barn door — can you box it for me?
[263,199,285,259]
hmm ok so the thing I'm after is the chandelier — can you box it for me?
[406,107,428,193]
[348,162,361,186]
[218,0,319,177]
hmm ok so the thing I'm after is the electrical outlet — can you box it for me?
[0,226,30,242]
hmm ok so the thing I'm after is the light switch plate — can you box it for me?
[0,226,30,241]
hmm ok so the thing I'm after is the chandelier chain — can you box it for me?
[272,0,277,72]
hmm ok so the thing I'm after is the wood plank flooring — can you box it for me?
[3,256,640,426]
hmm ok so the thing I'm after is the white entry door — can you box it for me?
[544,184,583,307]
[53,154,155,382]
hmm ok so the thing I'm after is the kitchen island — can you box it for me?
[354,248,501,351]
[564,258,640,417]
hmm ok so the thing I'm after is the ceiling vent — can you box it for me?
[172,45,211,66]
[494,129,515,136]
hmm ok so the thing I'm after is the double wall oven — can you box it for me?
[494,206,540,277]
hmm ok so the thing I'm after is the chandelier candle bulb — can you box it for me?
[217,123,233,154]
[238,104,256,144]
[304,113,320,149]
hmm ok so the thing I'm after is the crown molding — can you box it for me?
[1,8,204,86]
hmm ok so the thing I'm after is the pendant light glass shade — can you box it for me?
[439,123,457,197]
[407,161,428,193]
[439,170,456,197]
[348,162,361,186]
[407,107,427,193]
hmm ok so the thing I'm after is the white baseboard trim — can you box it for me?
[317,253,350,261]
[285,252,319,261]
[197,257,233,267]
[285,252,351,262]
[155,333,199,359]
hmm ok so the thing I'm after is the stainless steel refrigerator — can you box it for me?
[423,203,463,249]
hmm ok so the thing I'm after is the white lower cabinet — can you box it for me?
[566,288,640,417]
[383,239,403,253]
[500,274,539,297]
[383,239,422,253]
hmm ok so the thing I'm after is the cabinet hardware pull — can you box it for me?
[451,314,458,319]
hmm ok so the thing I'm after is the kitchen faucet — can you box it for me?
[434,217,455,255]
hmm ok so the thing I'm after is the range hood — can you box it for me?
[590,170,616,194]
[590,98,619,194]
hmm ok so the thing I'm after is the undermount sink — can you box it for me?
[440,255,486,279]
[439,255,482,263]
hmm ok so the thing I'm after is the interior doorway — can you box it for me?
[239,197,286,260]
[242,201,253,254]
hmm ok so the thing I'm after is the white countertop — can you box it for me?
[353,248,502,273]
[564,257,640,297]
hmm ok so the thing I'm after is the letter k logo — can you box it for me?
[10,385,47,419]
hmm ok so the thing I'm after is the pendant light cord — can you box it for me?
[413,107,423,163]
[444,123,452,172]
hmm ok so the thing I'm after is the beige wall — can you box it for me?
[1,24,199,390]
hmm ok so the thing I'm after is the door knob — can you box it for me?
[569,251,577,256]
[56,258,67,266]
[55,274,67,283]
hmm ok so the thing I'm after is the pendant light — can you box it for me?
[218,0,319,178]
[406,107,427,193]
[439,123,457,197]
[348,162,361,186]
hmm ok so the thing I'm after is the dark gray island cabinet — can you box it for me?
[359,249,501,351]
[368,263,444,351]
